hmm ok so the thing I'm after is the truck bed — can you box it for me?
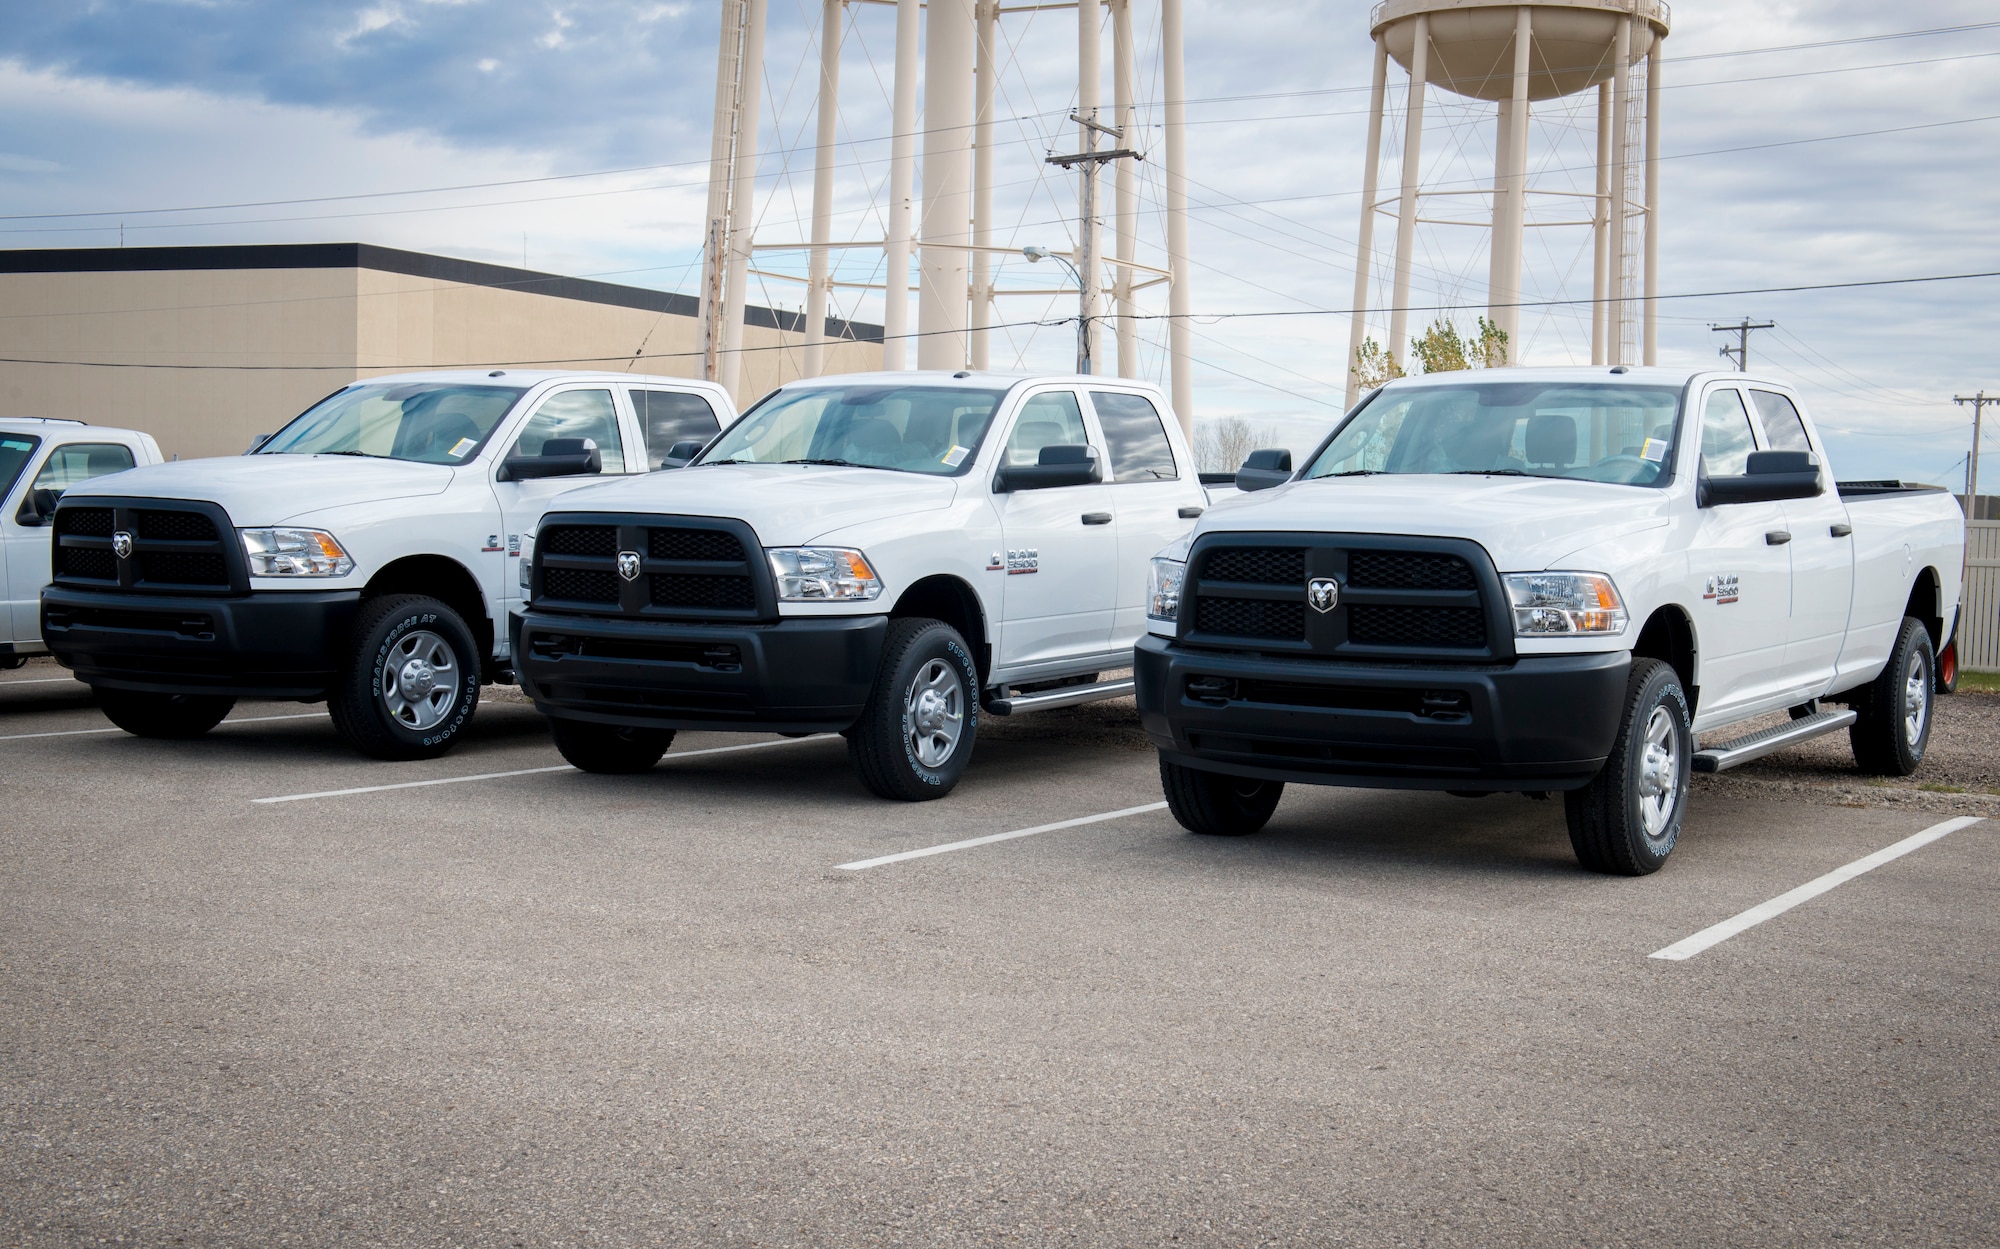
[1838,480,1954,500]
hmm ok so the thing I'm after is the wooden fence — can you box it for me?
[1964,520,2000,671]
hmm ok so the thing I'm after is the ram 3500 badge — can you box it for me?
[1137,368,1965,875]
[512,371,1207,800]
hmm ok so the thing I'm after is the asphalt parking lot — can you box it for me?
[3,660,1996,1247]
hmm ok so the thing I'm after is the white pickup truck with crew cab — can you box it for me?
[1137,367,1965,874]
[512,371,1207,799]
[2,418,164,666]
[42,370,732,756]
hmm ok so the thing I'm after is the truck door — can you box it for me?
[1688,385,1799,718]
[1087,388,1200,648]
[1751,389,1853,691]
[629,387,723,470]
[991,388,1119,667]
[493,386,635,625]
[4,439,136,643]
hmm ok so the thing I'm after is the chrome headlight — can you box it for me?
[1505,571,1627,636]
[239,528,354,578]
[1148,534,1192,623]
[767,547,883,601]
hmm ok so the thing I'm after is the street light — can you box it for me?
[1023,245,1091,375]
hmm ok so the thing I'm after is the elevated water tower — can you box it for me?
[1346,0,1671,402]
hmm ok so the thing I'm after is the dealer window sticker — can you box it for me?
[941,444,971,467]
[447,437,477,459]
[1640,437,1668,462]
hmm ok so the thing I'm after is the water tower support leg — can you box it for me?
[917,0,975,370]
[1643,40,1663,367]
[805,0,842,379]
[1162,0,1193,433]
[1607,14,1632,364]
[882,0,920,369]
[1388,12,1429,364]
[971,0,997,370]
[1112,0,1138,378]
[1346,40,1389,409]
[720,0,768,400]
[1497,6,1531,359]
[1592,80,1610,365]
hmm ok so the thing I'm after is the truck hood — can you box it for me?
[541,463,960,546]
[61,455,455,526]
[1200,474,1672,571]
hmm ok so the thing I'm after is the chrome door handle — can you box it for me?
[1765,530,1792,545]
[1081,512,1112,525]
[1830,523,1853,537]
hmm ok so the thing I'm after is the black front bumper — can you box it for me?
[42,585,361,699]
[1135,634,1629,792]
[513,609,888,734]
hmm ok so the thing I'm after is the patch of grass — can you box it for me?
[1918,782,1968,794]
[1956,668,2000,693]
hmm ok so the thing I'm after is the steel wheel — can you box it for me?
[1635,705,1680,838]
[903,657,964,769]
[379,628,459,731]
[1903,647,1932,749]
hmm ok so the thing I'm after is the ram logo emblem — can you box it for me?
[1307,577,1339,613]
[616,551,642,582]
[111,531,134,560]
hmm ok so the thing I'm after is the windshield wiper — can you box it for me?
[1327,469,1386,478]
[780,458,863,468]
[318,449,384,458]
[1448,468,1532,476]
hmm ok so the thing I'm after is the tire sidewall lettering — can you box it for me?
[896,631,977,785]
[370,609,474,747]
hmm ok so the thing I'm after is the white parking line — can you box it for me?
[0,677,83,686]
[1650,816,1986,961]
[0,711,322,743]
[252,733,835,804]
[836,801,1169,871]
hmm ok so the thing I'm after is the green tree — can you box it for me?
[1409,316,1508,374]
[1351,335,1405,390]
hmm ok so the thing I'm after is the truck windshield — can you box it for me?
[1304,382,1682,486]
[257,382,526,465]
[700,383,1008,476]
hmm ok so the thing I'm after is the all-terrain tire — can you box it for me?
[847,618,979,802]
[1159,756,1284,836]
[549,717,676,774]
[1563,658,1691,876]
[1849,616,1934,777]
[327,594,481,761]
[95,688,236,739]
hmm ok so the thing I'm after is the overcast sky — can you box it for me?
[0,1,1996,486]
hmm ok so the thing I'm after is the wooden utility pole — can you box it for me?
[1954,391,1993,519]
[1709,319,1773,371]
[1046,111,1141,377]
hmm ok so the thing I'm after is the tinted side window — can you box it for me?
[1750,390,1812,455]
[1091,391,1178,482]
[634,390,721,469]
[1700,389,1757,478]
[514,389,625,473]
[0,434,41,500]
[32,443,135,496]
[1004,391,1090,467]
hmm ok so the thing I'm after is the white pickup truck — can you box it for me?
[43,370,733,756]
[2,418,165,667]
[512,371,1208,799]
[1136,367,1965,874]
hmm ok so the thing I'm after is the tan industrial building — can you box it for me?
[0,244,880,460]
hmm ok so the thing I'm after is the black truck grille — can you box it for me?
[51,499,242,594]
[1182,535,1505,660]
[531,513,769,622]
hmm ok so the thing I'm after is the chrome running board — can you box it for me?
[983,677,1135,717]
[1692,708,1856,773]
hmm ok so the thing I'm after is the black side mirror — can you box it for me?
[1701,450,1822,506]
[660,439,707,469]
[995,443,1101,492]
[1235,448,1293,493]
[15,487,57,527]
[499,436,602,482]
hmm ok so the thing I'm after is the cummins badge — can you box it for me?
[616,551,641,582]
[1307,577,1339,613]
[112,531,134,560]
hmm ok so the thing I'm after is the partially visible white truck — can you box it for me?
[1137,368,1966,874]
[511,371,1210,800]
[43,371,733,756]
[1,418,164,667]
